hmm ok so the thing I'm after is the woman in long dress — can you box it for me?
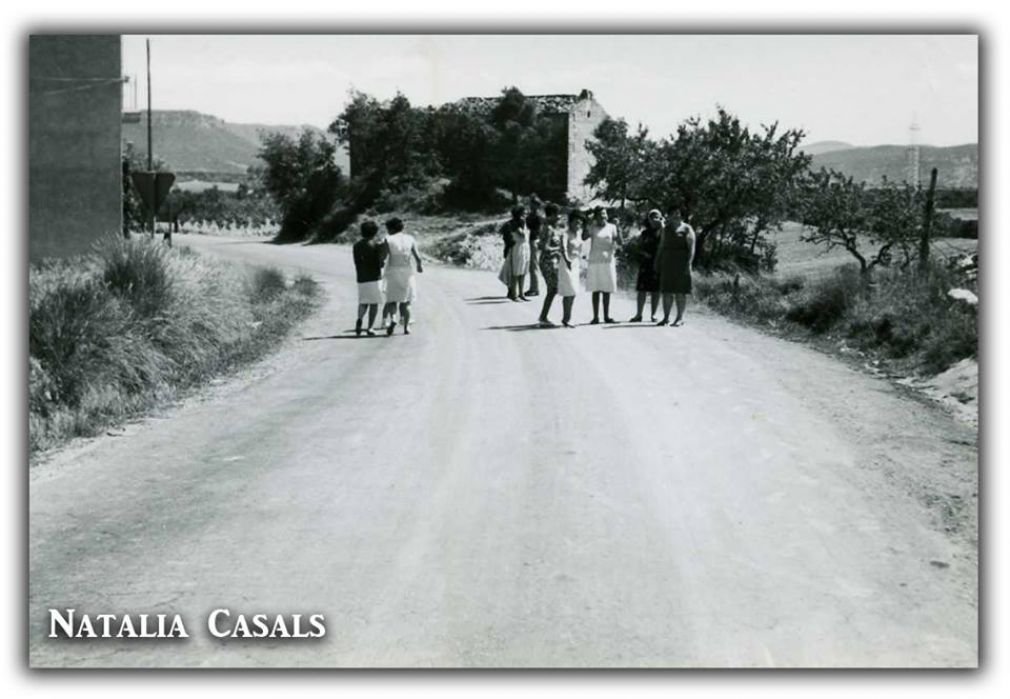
[557,209,584,328]
[381,217,424,335]
[630,209,663,322]
[654,209,696,327]
[582,206,621,324]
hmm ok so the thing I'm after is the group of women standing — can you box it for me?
[500,202,696,328]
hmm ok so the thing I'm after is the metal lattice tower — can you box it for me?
[906,120,921,187]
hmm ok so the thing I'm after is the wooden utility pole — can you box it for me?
[146,38,154,238]
[919,167,938,271]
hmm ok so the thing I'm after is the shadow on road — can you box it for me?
[601,324,667,329]
[302,333,387,341]
[481,323,561,332]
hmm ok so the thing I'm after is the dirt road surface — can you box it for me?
[29,234,978,668]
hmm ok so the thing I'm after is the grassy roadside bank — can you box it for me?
[29,236,322,457]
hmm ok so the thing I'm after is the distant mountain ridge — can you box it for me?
[122,110,976,189]
[122,110,343,175]
[809,143,977,188]
[801,140,853,156]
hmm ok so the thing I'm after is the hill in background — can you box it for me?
[810,143,977,188]
[122,110,349,176]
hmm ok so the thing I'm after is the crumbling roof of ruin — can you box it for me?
[454,92,591,117]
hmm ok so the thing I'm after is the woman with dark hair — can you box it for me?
[629,209,663,322]
[352,219,387,336]
[583,206,621,324]
[381,217,423,335]
[557,209,584,328]
[536,203,563,326]
[498,205,530,301]
[655,208,696,327]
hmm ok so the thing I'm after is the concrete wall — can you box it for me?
[565,95,608,204]
[29,35,122,260]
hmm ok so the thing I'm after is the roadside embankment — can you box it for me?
[29,235,322,456]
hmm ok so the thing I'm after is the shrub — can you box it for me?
[785,265,865,332]
[100,236,175,319]
[694,257,976,375]
[250,267,287,303]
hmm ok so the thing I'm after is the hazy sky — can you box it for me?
[122,34,978,147]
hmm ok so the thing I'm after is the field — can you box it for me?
[770,221,978,280]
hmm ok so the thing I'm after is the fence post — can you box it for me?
[919,167,938,271]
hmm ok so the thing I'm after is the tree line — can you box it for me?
[586,109,970,273]
[256,87,571,243]
[249,90,970,272]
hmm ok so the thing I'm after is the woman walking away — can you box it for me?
[536,203,563,326]
[655,208,695,327]
[583,206,621,324]
[630,209,663,322]
[382,217,423,335]
[557,209,584,328]
[352,220,388,336]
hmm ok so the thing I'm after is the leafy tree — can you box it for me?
[329,90,438,204]
[586,107,810,271]
[801,170,925,274]
[258,129,344,243]
[585,118,655,209]
[431,103,498,207]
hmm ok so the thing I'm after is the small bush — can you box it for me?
[786,265,865,332]
[100,236,175,319]
[251,267,287,303]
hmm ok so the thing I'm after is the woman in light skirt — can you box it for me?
[352,219,387,336]
[381,217,423,335]
[582,206,621,324]
[557,209,584,328]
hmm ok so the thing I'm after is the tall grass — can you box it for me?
[695,260,977,376]
[29,235,321,455]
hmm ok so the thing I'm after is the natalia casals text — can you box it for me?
[48,608,326,639]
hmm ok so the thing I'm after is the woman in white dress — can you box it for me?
[381,217,423,335]
[582,206,621,324]
[557,209,584,328]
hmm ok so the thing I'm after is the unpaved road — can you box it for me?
[29,234,978,668]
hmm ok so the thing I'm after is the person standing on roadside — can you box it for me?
[557,209,584,328]
[630,209,663,322]
[352,220,388,336]
[536,203,563,326]
[525,195,543,297]
[655,208,696,327]
[583,206,621,324]
[498,205,531,302]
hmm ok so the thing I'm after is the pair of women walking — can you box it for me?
[352,217,423,336]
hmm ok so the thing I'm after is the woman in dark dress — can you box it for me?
[630,208,663,322]
[655,208,696,327]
